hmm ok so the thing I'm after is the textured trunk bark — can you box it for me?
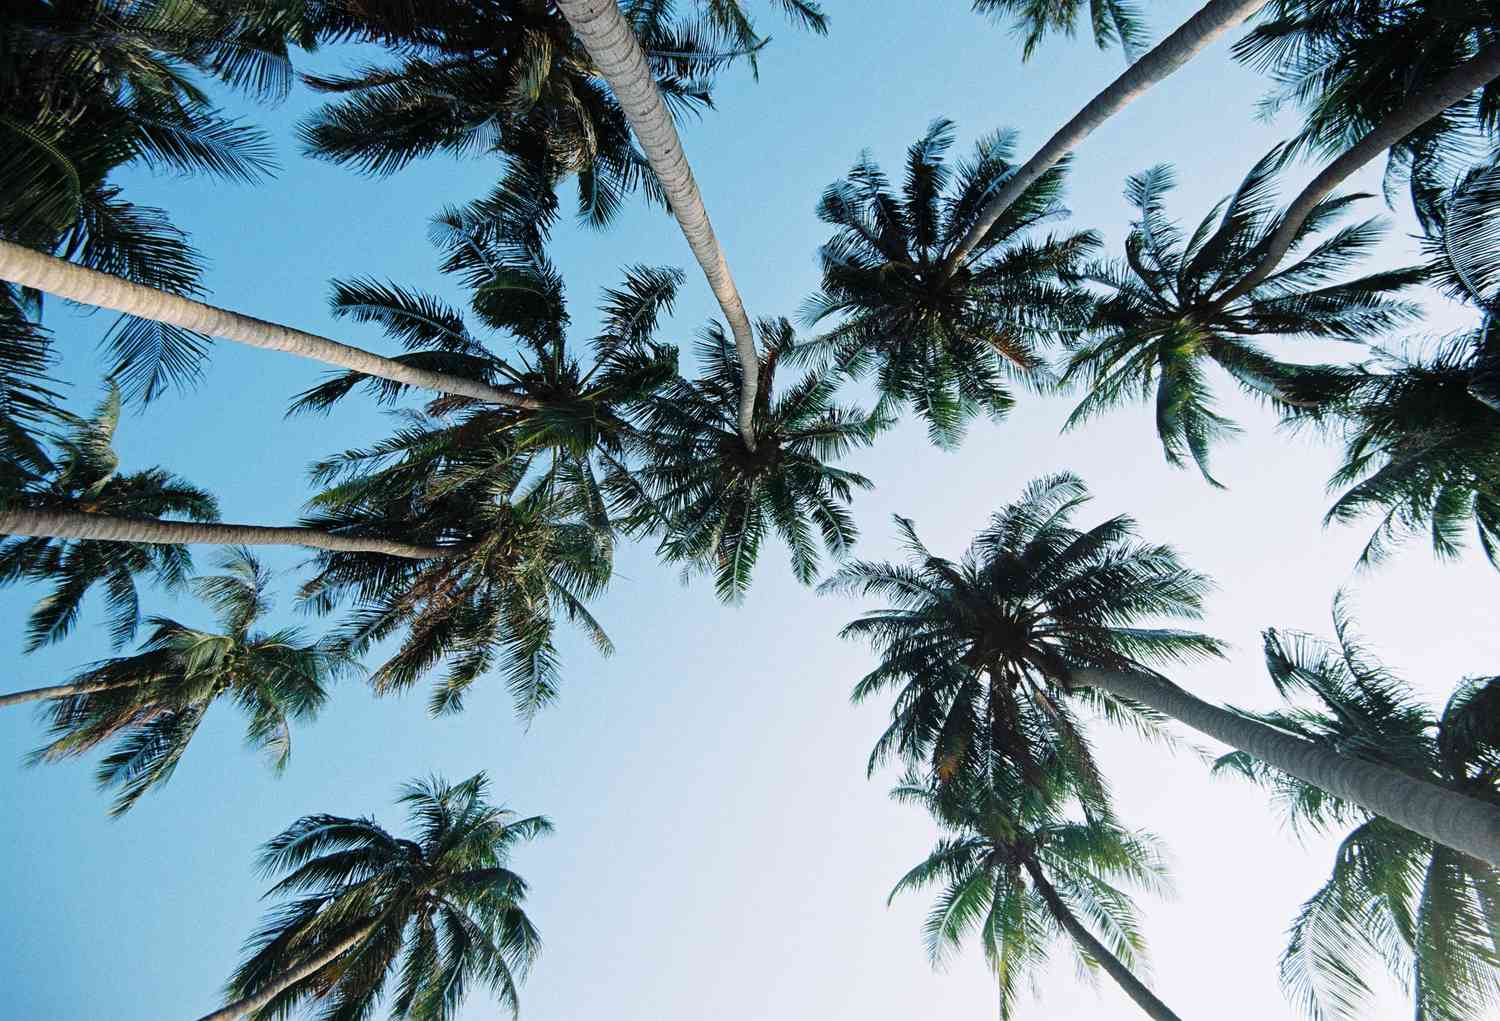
[1022,858,1184,1021]
[0,677,142,708]
[192,923,376,1021]
[1216,42,1500,306]
[944,0,1266,273]
[554,0,759,449]
[0,239,536,409]
[0,509,452,560]
[1073,668,1500,866]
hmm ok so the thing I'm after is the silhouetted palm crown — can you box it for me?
[823,473,1223,796]
[622,317,887,602]
[229,773,546,1021]
[1062,153,1424,485]
[0,391,217,650]
[970,0,1148,59]
[32,548,348,815]
[1215,599,1500,1021]
[803,119,1098,446]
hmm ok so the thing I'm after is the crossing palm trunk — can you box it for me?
[554,0,760,450]
[192,923,377,1021]
[0,677,142,708]
[0,508,452,560]
[1022,858,1184,1021]
[0,239,537,409]
[1073,668,1500,865]
[1216,42,1500,306]
[944,0,1267,273]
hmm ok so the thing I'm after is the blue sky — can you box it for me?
[3,2,1497,1019]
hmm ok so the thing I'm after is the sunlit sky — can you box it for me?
[4,3,1497,1019]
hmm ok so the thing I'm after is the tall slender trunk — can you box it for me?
[1021,857,1184,1021]
[1216,42,1500,307]
[193,923,376,1021]
[0,239,536,409]
[0,677,142,708]
[1073,668,1500,866]
[554,0,759,450]
[944,0,1266,274]
[1,508,452,560]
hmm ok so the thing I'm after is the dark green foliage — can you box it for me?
[28,548,350,815]
[823,473,1224,799]
[804,119,1098,447]
[226,773,546,1021]
[0,390,218,650]
[623,317,888,602]
[1235,0,1500,226]
[1062,151,1425,485]
[1214,597,1500,1021]
[970,0,1148,59]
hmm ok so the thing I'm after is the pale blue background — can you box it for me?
[3,2,1496,1019]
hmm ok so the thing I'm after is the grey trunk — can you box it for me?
[0,239,535,409]
[1022,857,1184,1021]
[0,677,143,708]
[554,0,760,449]
[1074,668,1500,866]
[192,924,375,1021]
[1216,42,1500,306]
[1,509,452,560]
[944,0,1266,272]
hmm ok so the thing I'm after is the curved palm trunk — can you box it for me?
[944,0,1266,273]
[1,508,451,560]
[1021,857,1184,1021]
[0,677,142,708]
[554,0,759,450]
[1073,668,1500,866]
[1216,42,1500,306]
[193,923,376,1021]
[0,240,536,409]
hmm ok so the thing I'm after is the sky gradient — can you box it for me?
[3,3,1496,1020]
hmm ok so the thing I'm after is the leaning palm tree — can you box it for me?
[891,762,1182,1021]
[623,317,887,602]
[197,772,547,1021]
[0,389,218,650]
[1061,152,1424,485]
[969,0,1150,59]
[802,119,1098,446]
[1214,598,1500,1021]
[826,473,1500,866]
[5,548,350,816]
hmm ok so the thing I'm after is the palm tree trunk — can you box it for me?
[0,677,142,708]
[0,239,536,409]
[1,508,452,560]
[1021,857,1184,1021]
[944,0,1266,273]
[1216,42,1500,306]
[192,923,376,1021]
[1073,668,1500,866]
[554,0,759,450]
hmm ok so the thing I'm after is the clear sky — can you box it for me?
[3,2,1496,1020]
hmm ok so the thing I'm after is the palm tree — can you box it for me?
[802,119,1098,446]
[0,390,219,650]
[969,0,1150,59]
[623,317,887,602]
[196,772,547,1021]
[1061,152,1423,485]
[5,548,350,816]
[825,473,1500,865]
[1213,598,1500,1021]
[890,762,1182,1021]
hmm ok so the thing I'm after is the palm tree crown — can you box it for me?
[221,772,547,1021]
[1214,597,1500,1021]
[822,473,1224,798]
[1061,151,1424,485]
[969,0,1149,59]
[802,118,1098,447]
[27,547,349,815]
[622,317,887,602]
